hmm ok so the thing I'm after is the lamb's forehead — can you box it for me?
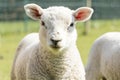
[45,6,73,13]
[42,6,73,23]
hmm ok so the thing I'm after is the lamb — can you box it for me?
[11,3,93,80]
[86,32,120,80]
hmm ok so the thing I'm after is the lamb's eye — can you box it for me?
[69,22,74,27]
[41,21,47,29]
[67,22,74,32]
[41,21,45,26]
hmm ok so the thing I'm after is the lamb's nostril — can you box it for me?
[50,38,61,46]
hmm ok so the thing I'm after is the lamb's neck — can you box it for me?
[38,45,79,79]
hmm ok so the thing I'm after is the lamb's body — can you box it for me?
[12,33,85,80]
[86,32,120,80]
[11,3,93,80]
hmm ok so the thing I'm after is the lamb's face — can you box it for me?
[24,3,94,52]
[40,7,77,51]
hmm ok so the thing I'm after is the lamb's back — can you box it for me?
[11,33,39,80]
[97,32,120,79]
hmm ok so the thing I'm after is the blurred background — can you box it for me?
[0,0,120,80]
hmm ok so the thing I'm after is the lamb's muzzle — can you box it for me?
[50,38,62,48]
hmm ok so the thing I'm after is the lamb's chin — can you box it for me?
[47,46,66,54]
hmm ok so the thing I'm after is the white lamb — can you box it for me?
[86,32,120,80]
[11,3,93,80]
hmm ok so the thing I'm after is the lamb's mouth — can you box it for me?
[50,45,61,49]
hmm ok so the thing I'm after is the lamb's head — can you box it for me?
[24,3,93,52]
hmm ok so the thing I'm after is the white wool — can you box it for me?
[86,32,120,80]
[11,3,93,80]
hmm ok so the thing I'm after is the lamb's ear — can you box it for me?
[73,7,94,22]
[24,3,43,20]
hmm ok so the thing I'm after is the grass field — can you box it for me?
[0,20,120,80]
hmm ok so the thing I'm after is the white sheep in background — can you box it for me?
[11,3,93,80]
[86,32,120,80]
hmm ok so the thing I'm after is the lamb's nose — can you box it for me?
[50,38,61,46]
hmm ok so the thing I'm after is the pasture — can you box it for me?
[0,20,120,80]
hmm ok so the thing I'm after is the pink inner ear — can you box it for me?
[75,10,89,20]
[31,8,41,17]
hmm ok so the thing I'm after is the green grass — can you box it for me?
[0,20,120,80]
[0,34,25,80]
[76,20,120,63]
[0,21,39,35]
